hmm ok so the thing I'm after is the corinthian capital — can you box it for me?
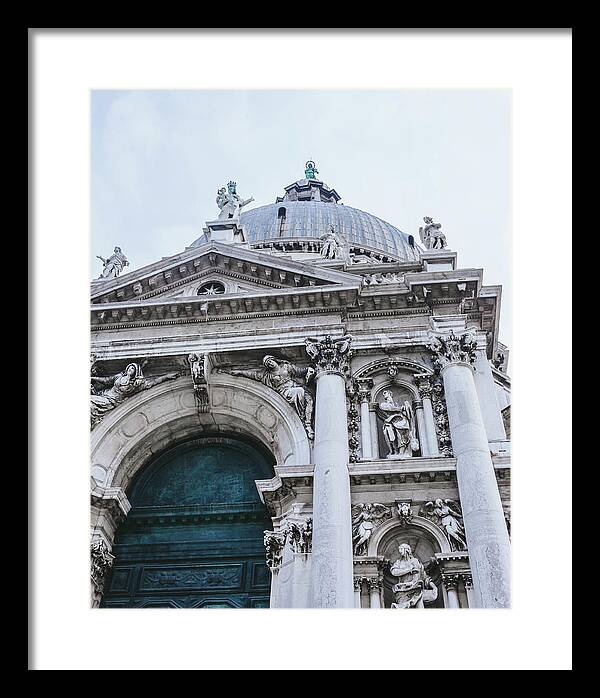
[428,330,478,371]
[305,334,353,377]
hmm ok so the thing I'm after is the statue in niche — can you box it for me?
[304,160,319,179]
[421,499,467,551]
[222,355,316,439]
[376,390,419,459]
[352,503,392,556]
[96,246,129,279]
[419,217,447,250]
[216,181,254,220]
[389,543,438,609]
[90,362,180,430]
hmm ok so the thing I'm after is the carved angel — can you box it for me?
[352,503,391,556]
[422,499,467,551]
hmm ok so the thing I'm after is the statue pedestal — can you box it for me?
[420,249,457,271]
[385,452,412,460]
[202,219,249,246]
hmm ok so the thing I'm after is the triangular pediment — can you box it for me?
[91,241,362,305]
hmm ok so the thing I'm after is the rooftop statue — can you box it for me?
[96,247,129,279]
[216,181,254,220]
[320,226,342,259]
[419,216,447,250]
[304,160,319,180]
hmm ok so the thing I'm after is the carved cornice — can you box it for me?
[305,334,353,378]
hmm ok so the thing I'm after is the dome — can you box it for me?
[239,200,419,261]
[193,175,420,261]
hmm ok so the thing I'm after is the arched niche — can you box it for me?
[91,373,311,493]
[371,518,448,608]
[372,379,421,460]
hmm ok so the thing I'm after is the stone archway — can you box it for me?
[90,373,311,607]
[91,373,311,494]
[370,517,449,608]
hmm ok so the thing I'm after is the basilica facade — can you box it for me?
[90,166,511,609]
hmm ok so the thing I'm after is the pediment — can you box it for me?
[91,241,362,305]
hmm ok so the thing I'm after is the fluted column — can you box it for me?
[429,331,510,608]
[415,374,439,456]
[305,335,354,608]
[357,379,373,460]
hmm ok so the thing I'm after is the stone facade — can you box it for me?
[90,169,511,609]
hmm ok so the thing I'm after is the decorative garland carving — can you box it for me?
[431,378,453,457]
[90,539,115,607]
[187,353,210,413]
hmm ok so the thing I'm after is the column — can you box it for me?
[369,410,380,459]
[412,399,428,456]
[367,578,382,608]
[305,335,355,608]
[429,330,510,608]
[353,577,363,608]
[464,574,476,608]
[357,379,373,460]
[472,341,507,442]
[442,575,460,608]
[415,375,439,456]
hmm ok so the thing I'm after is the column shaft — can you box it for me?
[413,401,429,456]
[421,396,440,455]
[311,371,354,608]
[359,399,373,460]
[473,349,507,442]
[441,362,510,608]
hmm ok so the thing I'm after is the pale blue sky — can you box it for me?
[91,89,511,345]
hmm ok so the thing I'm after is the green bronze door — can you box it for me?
[101,436,274,608]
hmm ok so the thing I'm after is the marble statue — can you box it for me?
[90,362,179,430]
[320,226,342,259]
[216,181,254,220]
[352,503,391,555]
[188,353,209,412]
[390,543,438,608]
[422,499,467,551]
[96,247,129,279]
[376,390,419,458]
[419,217,447,250]
[224,355,316,439]
[304,160,319,179]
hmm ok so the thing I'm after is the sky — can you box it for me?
[91,89,511,345]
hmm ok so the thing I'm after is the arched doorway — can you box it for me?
[101,435,275,608]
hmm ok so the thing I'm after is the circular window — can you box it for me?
[197,281,225,295]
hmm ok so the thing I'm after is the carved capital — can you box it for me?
[90,538,114,607]
[263,530,286,572]
[356,378,373,403]
[305,334,352,378]
[282,517,313,555]
[428,330,478,371]
[414,373,433,400]
[366,577,382,593]
[442,573,460,591]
